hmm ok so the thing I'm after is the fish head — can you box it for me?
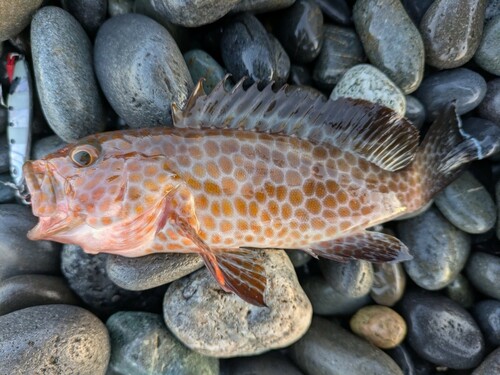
[23,131,177,252]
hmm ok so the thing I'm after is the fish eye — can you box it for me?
[70,144,100,167]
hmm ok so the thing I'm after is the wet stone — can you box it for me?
[404,95,426,129]
[0,305,110,375]
[0,0,43,42]
[398,207,471,290]
[273,0,324,64]
[472,299,500,346]
[61,0,107,35]
[445,274,475,309]
[313,0,352,25]
[163,250,312,357]
[0,204,60,282]
[414,68,487,121]
[289,65,313,86]
[106,253,204,291]
[479,78,500,124]
[290,317,404,375]
[330,64,406,116]
[108,0,134,17]
[301,274,371,316]
[320,258,374,298]
[466,252,500,300]
[31,6,106,142]
[0,274,78,316]
[398,290,485,369]
[353,0,424,94]
[472,346,500,375]
[370,262,406,307]
[222,351,303,375]
[400,0,435,25]
[184,49,227,94]
[386,343,435,375]
[475,15,500,76]
[350,305,407,349]
[94,13,193,128]
[31,134,68,160]
[232,0,295,13]
[435,171,496,234]
[420,0,488,69]
[461,116,500,157]
[312,24,365,90]
[268,33,291,87]
[0,174,15,203]
[107,311,218,375]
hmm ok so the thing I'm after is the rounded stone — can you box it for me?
[414,68,487,121]
[314,0,352,25]
[404,95,426,129]
[163,250,312,357]
[61,0,107,35]
[0,174,16,203]
[472,347,500,375]
[420,0,488,69]
[31,6,106,142]
[353,0,424,94]
[398,290,485,369]
[497,180,500,240]
[0,135,8,173]
[320,258,374,298]
[401,0,435,25]
[268,33,291,87]
[330,64,406,116]
[386,343,435,375]
[273,0,324,64]
[184,49,227,94]
[232,0,295,13]
[106,311,218,375]
[435,171,496,234]
[285,250,312,268]
[350,305,407,349]
[312,24,365,90]
[445,273,475,309]
[289,64,313,86]
[472,299,500,346]
[0,0,43,42]
[0,305,110,374]
[106,253,204,291]
[475,14,500,76]
[479,78,500,123]
[0,274,79,316]
[486,0,500,21]
[466,252,500,300]
[94,14,193,128]
[222,352,303,375]
[370,262,406,307]
[398,207,471,290]
[31,135,68,160]
[289,317,404,375]
[0,204,60,282]
[108,0,134,16]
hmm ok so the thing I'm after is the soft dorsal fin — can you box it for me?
[172,77,420,171]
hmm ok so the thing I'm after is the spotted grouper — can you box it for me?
[22,79,498,306]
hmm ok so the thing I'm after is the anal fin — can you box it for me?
[309,231,412,263]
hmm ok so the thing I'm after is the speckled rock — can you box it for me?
[405,95,426,129]
[398,290,485,369]
[222,351,303,375]
[0,275,78,316]
[312,24,365,90]
[479,78,500,124]
[232,0,296,13]
[445,274,475,308]
[61,0,107,35]
[398,207,470,290]
[107,311,218,375]
[420,0,488,69]
[486,0,500,21]
[353,0,424,94]
[466,252,500,300]
[435,171,496,234]
[314,0,352,25]
[0,305,110,375]
[31,6,106,142]
[0,204,60,282]
[31,135,68,160]
[472,346,500,375]
[370,262,406,307]
[0,174,15,203]
[290,317,403,375]
[350,305,407,349]
[475,14,500,76]
[0,0,43,41]
[320,259,374,298]
[414,68,487,121]
[472,299,500,346]
[94,14,193,128]
[163,250,312,357]
[106,253,204,291]
[330,64,406,116]
[184,49,227,94]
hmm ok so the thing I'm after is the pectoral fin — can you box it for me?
[309,231,412,263]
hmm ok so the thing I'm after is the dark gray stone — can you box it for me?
[353,0,424,94]
[472,347,500,375]
[398,207,471,290]
[0,274,79,316]
[0,105,6,134]
[232,0,295,13]
[398,290,485,369]
[0,174,15,203]
[312,24,365,90]
[320,258,373,298]
[0,135,8,173]
[420,0,488,69]
[289,317,403,375]
[269,33,291,87]
[106,253,203,291]
[0,204,60,282]
[313,0,352,25]
[94,14,193,128]
[31,6,106,142]
[61,0,107,35]
[386,343,434,375]
[466,252,500,300]
[370,262,406,307]
[445,273,475,308]
[31,134,68,160]
[414,68,487,121]
[472,300,500,346]
[286,250,312,268]
[497,180,500,239]
[0,0,43,41]
[0,305,110,375]
[405,95,426,129]
[274,0,324,64]
[479,78,500,124]
[184,49,227,94]
[475,15,500,76]
[108,0,134,16]
[285,85,326,100]
[435,171,496,234]
[223,352,304,375]
[107,311,218,375]
[461,116,500,157]
[486,0,500,21]
[289,65,313,86]
[401,0,434,25]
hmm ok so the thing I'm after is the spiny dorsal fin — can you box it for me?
[172,77,420,171]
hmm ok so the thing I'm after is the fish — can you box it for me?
[22,78,498,306]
